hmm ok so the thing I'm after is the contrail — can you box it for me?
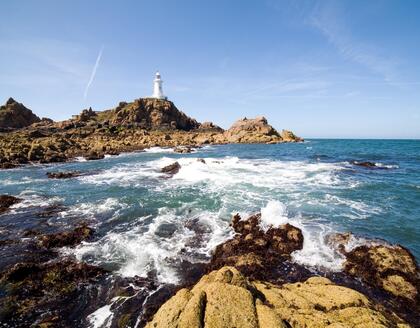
[84,45,104,99]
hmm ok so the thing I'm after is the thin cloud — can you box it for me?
[84,45,104,99]
[307,1,397,84]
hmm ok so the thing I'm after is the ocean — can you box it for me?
[1,139,419,325]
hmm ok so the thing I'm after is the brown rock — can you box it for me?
[46,171,82,179]
[209,213,304,281]
[224,116,283,143]
[39,225,94,249]
[0,98,41,129]
[146,266,408,328]
[344,244,419,302]
[108,98,199,131]
[161,161,181,175]
[0,195,21,214]
[280,129,303,142]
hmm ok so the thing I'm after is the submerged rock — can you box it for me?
[0,195,21,214]
[351,161,388,169]
[46,170,82,179]
[146,266,409,328]
[39,224,94,249]
[161,161,181,175]
[174,146,193,153]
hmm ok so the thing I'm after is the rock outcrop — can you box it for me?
[107,98,200,131]
[209,213,305,282]
[327,233,419,303]
[0,98,302,169]
[345,244,419,302]
[224,116,302,143]
[146,266,409,328]
[0,98,40,130]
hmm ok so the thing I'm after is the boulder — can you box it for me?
[146,266,409,328]
[0,98,41,129]
[0,195,21,214]
[161,161,181,175]
[344,244,419,302]
[280,129,303,142]
[209,213,305,282]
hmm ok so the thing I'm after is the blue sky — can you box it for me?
[1,0,419,138]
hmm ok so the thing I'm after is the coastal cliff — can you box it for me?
[0,97,302,168]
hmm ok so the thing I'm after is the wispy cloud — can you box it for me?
[307,1,397,84]
[84,45,104,99]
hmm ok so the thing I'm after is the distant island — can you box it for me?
[0,96,302,169]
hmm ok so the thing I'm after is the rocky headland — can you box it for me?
[0,97,302,169]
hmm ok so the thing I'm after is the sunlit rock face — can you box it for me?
[0,98,40,129]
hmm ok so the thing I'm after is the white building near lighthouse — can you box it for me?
[151,71,167,100]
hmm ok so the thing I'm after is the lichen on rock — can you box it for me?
[146,266,409,328]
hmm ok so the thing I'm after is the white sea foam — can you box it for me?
[87,302,114,328]
[70,154,380,277]
[59,198,126,222]
[260,200,288,231]
[72,208,232,284]
[144,147,174,153]
[9,190,63,210]
[257,201,344,271]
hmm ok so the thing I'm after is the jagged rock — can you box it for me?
[46,171,82,179]
[107,98,200,131]
[209,213,305,282]
[223,116,302,143]
[198,121,224,132]
[146,266,409,328]
[0,98,41,129]
[280,129,303,142]
[0,195,21,214]
[0,97,302,169]
[344,244,419,302]
[39,225,94,249]
[77,107,97,122]
[161,162,181,175]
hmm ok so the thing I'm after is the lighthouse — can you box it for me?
[152,71,167,100]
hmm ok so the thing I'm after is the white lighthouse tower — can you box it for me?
[152,71,167,100]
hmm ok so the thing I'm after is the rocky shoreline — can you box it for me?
[0,97,302,169]
[0,196,418,327]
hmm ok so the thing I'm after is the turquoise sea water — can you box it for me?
[1,140,419,285]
